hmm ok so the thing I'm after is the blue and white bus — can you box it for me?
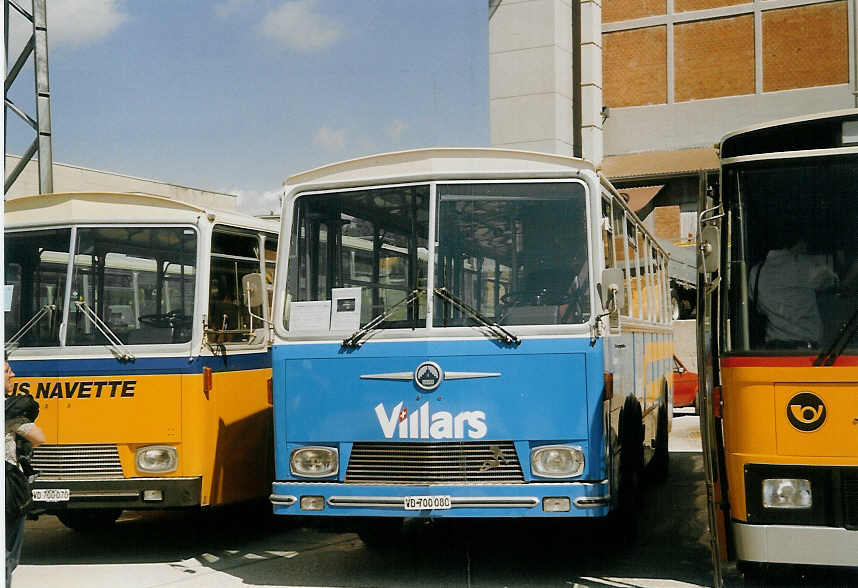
[269,149,673,542]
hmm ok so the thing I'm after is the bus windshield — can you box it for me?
[5,228,71,347]
[5,226,197,348]
[284,180,591,334]
[435,181,590,326]
[724,156,858,353]
[286,185,430,332]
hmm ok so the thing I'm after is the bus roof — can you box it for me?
[5,192,279,233]
[284,148,596,193]
[719,108,858,147]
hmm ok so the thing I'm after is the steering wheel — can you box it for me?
[138,310,192,328]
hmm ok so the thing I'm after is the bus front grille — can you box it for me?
[843,471,858,528]
[345,441,524,484]
[31,444,124,480]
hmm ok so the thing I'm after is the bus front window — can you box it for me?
[725,157,858,353]
[435,182,590,326]
[285,185,429,332]
[5,228,72,348]
[67,227,197,346]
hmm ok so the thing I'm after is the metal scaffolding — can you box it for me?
[4,0,52,194]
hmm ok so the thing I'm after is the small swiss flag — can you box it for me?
[399,407,408,422]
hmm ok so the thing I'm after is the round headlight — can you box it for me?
[136,445,178,473]
[290,446,338,478]
[531,445,585,478]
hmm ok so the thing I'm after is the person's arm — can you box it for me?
[16,422,45,447]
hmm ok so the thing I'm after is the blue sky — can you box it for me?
[5,0,489,213]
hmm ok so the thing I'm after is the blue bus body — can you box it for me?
[270,149,672,523]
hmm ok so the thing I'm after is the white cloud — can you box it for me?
[45,0,127,48]
[388,119,407,142]
[313,125,347,153]
[231,188,283,216]
[259,0,344,51]
[214,0,252,19]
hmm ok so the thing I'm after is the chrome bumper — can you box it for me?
[734,521,858,567]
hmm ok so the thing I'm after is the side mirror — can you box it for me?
[699,225,720,273]
[601,267,625,314]
[242,273,265,309]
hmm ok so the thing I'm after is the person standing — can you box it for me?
[5,361,44,588]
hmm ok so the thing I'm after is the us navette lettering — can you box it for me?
[12,380,137,399]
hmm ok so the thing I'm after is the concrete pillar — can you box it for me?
[489,0,575,156]
[489,0,603,164]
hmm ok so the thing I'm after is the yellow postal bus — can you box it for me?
[698,110,858,583]
[5,192,278,531]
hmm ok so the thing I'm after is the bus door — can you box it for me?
[697,199,729,587]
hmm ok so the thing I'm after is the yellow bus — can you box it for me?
[5,192,279,531]
[698,110,858,583]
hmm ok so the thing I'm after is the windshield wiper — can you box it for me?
[342,289,425,349]
[74,300,136,361]
[814,303,858,366]
[5,304,56,353]
[434,287,521,346]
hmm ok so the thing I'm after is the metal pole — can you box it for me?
[3,0,53,194]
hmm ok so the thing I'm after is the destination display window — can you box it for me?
[285,185,429,333]
[5,228,72,348]
[66,227,197,346]
[434,182,590,327]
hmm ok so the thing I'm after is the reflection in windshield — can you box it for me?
[67,227,197,346]
[435,182,590,326]
[725,157,858,353]
[4,229,71,348]
[286,185,429,331]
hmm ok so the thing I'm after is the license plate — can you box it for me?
[32,488,70,502]
[403,495,451,510]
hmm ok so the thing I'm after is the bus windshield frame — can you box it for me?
[282,179,592,338]
[721,153,858,355]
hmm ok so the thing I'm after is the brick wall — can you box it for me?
[653,205,681,239]
[603,0,665,23]
[603,26,667,107]
[763,2,848,92]
[675,15,755,102]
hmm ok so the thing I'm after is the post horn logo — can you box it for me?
[786,392,826,432]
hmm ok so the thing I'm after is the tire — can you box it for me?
[355,517,404,548]
[611,401,643,543]
[56,508,121,532]
[646,403,669,482]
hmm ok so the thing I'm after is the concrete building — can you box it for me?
[4,155,237,211]
[489,0,855,314]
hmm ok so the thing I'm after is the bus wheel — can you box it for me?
[355,517,404,548]
[611,403,643,543]
[56,508,121,532]
[647,398,670,482]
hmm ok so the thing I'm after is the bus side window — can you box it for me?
[602,197,614,270]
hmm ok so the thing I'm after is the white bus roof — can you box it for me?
[719,108,858,146]
[5,192,279,233]
[284,148,596,193]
